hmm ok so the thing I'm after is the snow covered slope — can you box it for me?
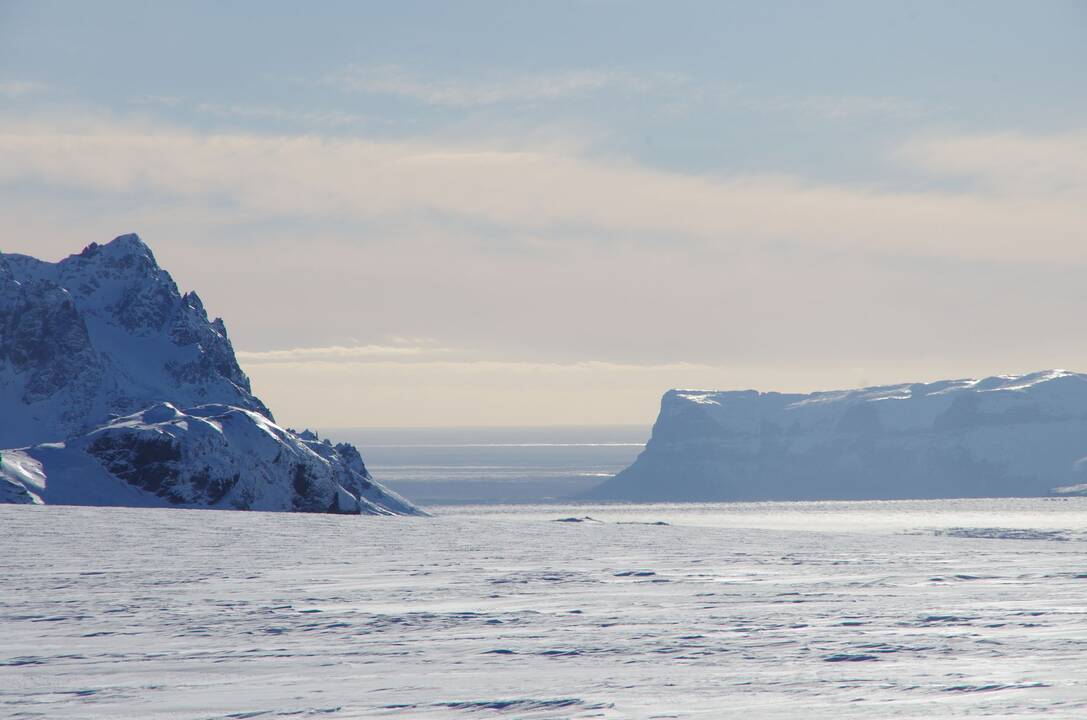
[2,403,418,514]
[0,234,269,447]
[0,234,423,515]
[586,370,1087,501]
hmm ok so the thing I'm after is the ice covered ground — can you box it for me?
[3,499,1087,719]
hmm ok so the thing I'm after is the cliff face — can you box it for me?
[0,234,423,516]
[0,235,269,447]
[586,371,1087,501]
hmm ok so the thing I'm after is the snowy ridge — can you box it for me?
[0,234,423,515]
[2,403,417,514]
[0,234,269,446]
[587,370,1087,501]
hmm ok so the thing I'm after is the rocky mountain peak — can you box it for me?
[80,232,157,263]
[0,233,270,446]
[0,234,422,516]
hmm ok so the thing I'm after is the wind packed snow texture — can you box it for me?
[3,499,1087,718]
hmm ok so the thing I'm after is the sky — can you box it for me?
[1,1,1085,428]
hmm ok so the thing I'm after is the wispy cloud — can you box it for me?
[237,343,455,364]
[753,93,929,121]
[322,65,683,107]
[236,341,725,372]
[0,80,46,100]
[130,95,371,129]
[0,118,1083,264]
[321,64,925,122]
[900,131,1087,198]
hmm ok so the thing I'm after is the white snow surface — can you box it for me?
[3,499,1087,718]
[588,370,1087,501]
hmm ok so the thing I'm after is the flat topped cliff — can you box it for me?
[586,370,1087,501]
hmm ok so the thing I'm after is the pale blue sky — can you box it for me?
[1,2,1085,426]
[5,2,1085,179]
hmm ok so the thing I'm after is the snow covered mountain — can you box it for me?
[586,370,1087,501]
[0,234,423,515]
[1,403,418,514]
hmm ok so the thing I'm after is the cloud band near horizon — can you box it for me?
[1,121,1083,265]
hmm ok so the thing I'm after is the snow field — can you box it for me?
[2,500,1087,718]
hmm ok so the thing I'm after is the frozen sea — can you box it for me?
[4,499,1087,719]
[322,426,648,504]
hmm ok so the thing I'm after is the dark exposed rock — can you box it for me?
[87,432,184,502]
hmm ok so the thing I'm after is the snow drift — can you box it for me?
[0,234,423,515]
[586,371,1087,501]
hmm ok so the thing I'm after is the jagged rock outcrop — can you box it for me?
[0,234,423,515]
[585,370,1087,502]
[1,235,269,447]
[3,403,417,514]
